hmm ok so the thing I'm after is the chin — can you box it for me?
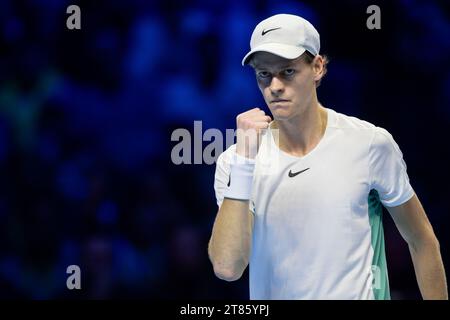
[271,111,293,121]
[270,105,306,122]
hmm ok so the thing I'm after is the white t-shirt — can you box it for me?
[214,108,414,300]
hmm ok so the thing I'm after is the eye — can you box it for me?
[283,69,295,76]
[256,71,271,79]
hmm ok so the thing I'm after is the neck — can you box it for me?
[271,96,327,157]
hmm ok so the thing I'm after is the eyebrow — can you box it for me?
[254,63,296,70]
[279,64,296,69]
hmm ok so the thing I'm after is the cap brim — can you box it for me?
[241,43,306,66]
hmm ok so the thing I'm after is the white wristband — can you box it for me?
[223,153,256,201]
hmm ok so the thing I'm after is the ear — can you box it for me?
[312,55,325,82]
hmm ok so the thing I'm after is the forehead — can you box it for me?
[251,52,303,70]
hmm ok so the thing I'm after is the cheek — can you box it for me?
[292,76,313,95]
[260,86,271,100]
[257,80,270,92]
[256,80,264,91]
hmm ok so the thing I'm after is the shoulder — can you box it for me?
[328,108,395,147]
[329,108,376,131]
[370,126,402,156]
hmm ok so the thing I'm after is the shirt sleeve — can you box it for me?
[369,127,414,207]
[214,147,232,209]
[214,145,255,213]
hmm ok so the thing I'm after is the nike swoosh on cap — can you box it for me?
[261,27,281,36]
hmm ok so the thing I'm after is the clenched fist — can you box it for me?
[235,108,272,159]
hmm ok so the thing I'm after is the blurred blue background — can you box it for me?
[0,0,449,299]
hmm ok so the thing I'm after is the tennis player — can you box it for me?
[208,14,447,300]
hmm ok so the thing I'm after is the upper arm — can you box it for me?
[214,150,231,208]
[369,127,414,207]
[248,209,254,237]
[386,194,437,246]
[371,129,438,247]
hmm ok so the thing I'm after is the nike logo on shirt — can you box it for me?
[288,168,310,177]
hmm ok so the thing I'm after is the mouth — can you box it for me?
[270,99,290,104]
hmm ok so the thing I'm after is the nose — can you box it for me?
[269,76,284,96]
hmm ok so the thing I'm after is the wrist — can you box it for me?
[223,152,256,200]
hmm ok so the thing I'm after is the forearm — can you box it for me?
[409,236,448,300]
[208,198,252,281]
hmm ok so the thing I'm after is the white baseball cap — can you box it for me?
[242,14,320,66]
